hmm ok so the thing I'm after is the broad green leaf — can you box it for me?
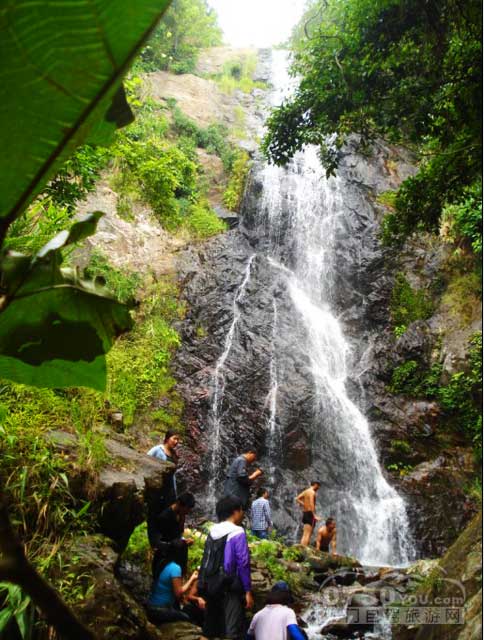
[0,0,171,224]
[0,285,132,390]
[36,212,104,259]
[0,214,132,390]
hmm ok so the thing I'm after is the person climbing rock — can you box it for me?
[147,539,203,626]
[224,448,263,510]
[151,492,196,577]
[295,481,321,546]
[199,496,253,640]
[246,581,308,640]
[315,517,337,555]
[146,430,181,546]
[250,488,272,539]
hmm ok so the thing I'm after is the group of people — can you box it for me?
[145,435,335,640]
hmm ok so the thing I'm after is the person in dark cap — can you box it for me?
[246,581,307,640]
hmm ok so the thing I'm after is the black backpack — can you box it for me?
[198,533,233,598]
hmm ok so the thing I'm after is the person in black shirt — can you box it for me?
[223,448,263,510]
[151,492,195,577]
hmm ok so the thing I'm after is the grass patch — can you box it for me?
[390,272,434,330]
[223,150,251,212]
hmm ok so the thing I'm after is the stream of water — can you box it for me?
[206,50,414,568]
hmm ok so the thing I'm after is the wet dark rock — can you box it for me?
[393,511,482,640]
[73,535,164,640]
[173,132,476,555]
[399,450,477,557]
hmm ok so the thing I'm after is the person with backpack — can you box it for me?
[147,539,204,625]
[246,581,308,640]
[198,496,253,639]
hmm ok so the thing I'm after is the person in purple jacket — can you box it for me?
[201,495,253,639]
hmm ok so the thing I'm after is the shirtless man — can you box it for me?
[295,481,321,546]
[316,517,337,555]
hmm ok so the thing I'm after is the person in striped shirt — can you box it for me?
[250,488,272,539]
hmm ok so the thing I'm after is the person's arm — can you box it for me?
[147,445,167,460]
[171,570,198,602]
[295,490,306,508]
[315,527,322,551]
[232,533,253,608]
[309,492,321,521]
[331,528,337,556]
[248,468,263,481]
[288,625,307,640]
[264,501,272,528]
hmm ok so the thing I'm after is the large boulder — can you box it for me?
[393,511,482,640]
[49,430,173,551]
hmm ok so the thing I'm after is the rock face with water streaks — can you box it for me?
[172,50,479,562]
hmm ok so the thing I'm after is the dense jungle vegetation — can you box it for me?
[265,0,482,253]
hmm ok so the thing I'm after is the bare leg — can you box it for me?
[300,524,312,546]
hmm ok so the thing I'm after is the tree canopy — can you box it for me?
[264,0,482,248]
[138,0,223,73]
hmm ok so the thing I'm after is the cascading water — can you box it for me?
[207,253,256,508]
[203,50,414,567]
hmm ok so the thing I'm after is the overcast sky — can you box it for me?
[208,0,307,47]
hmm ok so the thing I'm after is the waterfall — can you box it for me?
[202,50,414,566]
[253,51,413,565]
[265,298,281,482]
[207,254,256,507]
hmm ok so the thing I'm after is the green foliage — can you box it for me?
[389,360,420,395]
[124,522,151,572]
[45,145,110,212]
[138,0,222,74]
[386,462,414,477]
[264,0,482,252]
[183,202,227,239]
[223,150,251,211]
[1,0,171,227]
[106,279,183,427]
[390,273,434,330]
[84,251,141,304]
[0,1,173,391]
[389,333,482,459]
[441,180,483,256]
[5,198,73,255]
[0,384,95,551]
[0,583,34,639]
[187,534,206,574]
[248,539,297,588]
[214,55,268,95]
[0,213,133,391]
[390,439,412,455]
[170,106,237,170]
[442,271,482,325]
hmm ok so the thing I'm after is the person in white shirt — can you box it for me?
[246,581,307,640]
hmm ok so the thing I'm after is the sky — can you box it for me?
[207,0,307,48]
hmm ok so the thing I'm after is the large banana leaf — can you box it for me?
[0,0,171,225]
[0,0,172,389]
